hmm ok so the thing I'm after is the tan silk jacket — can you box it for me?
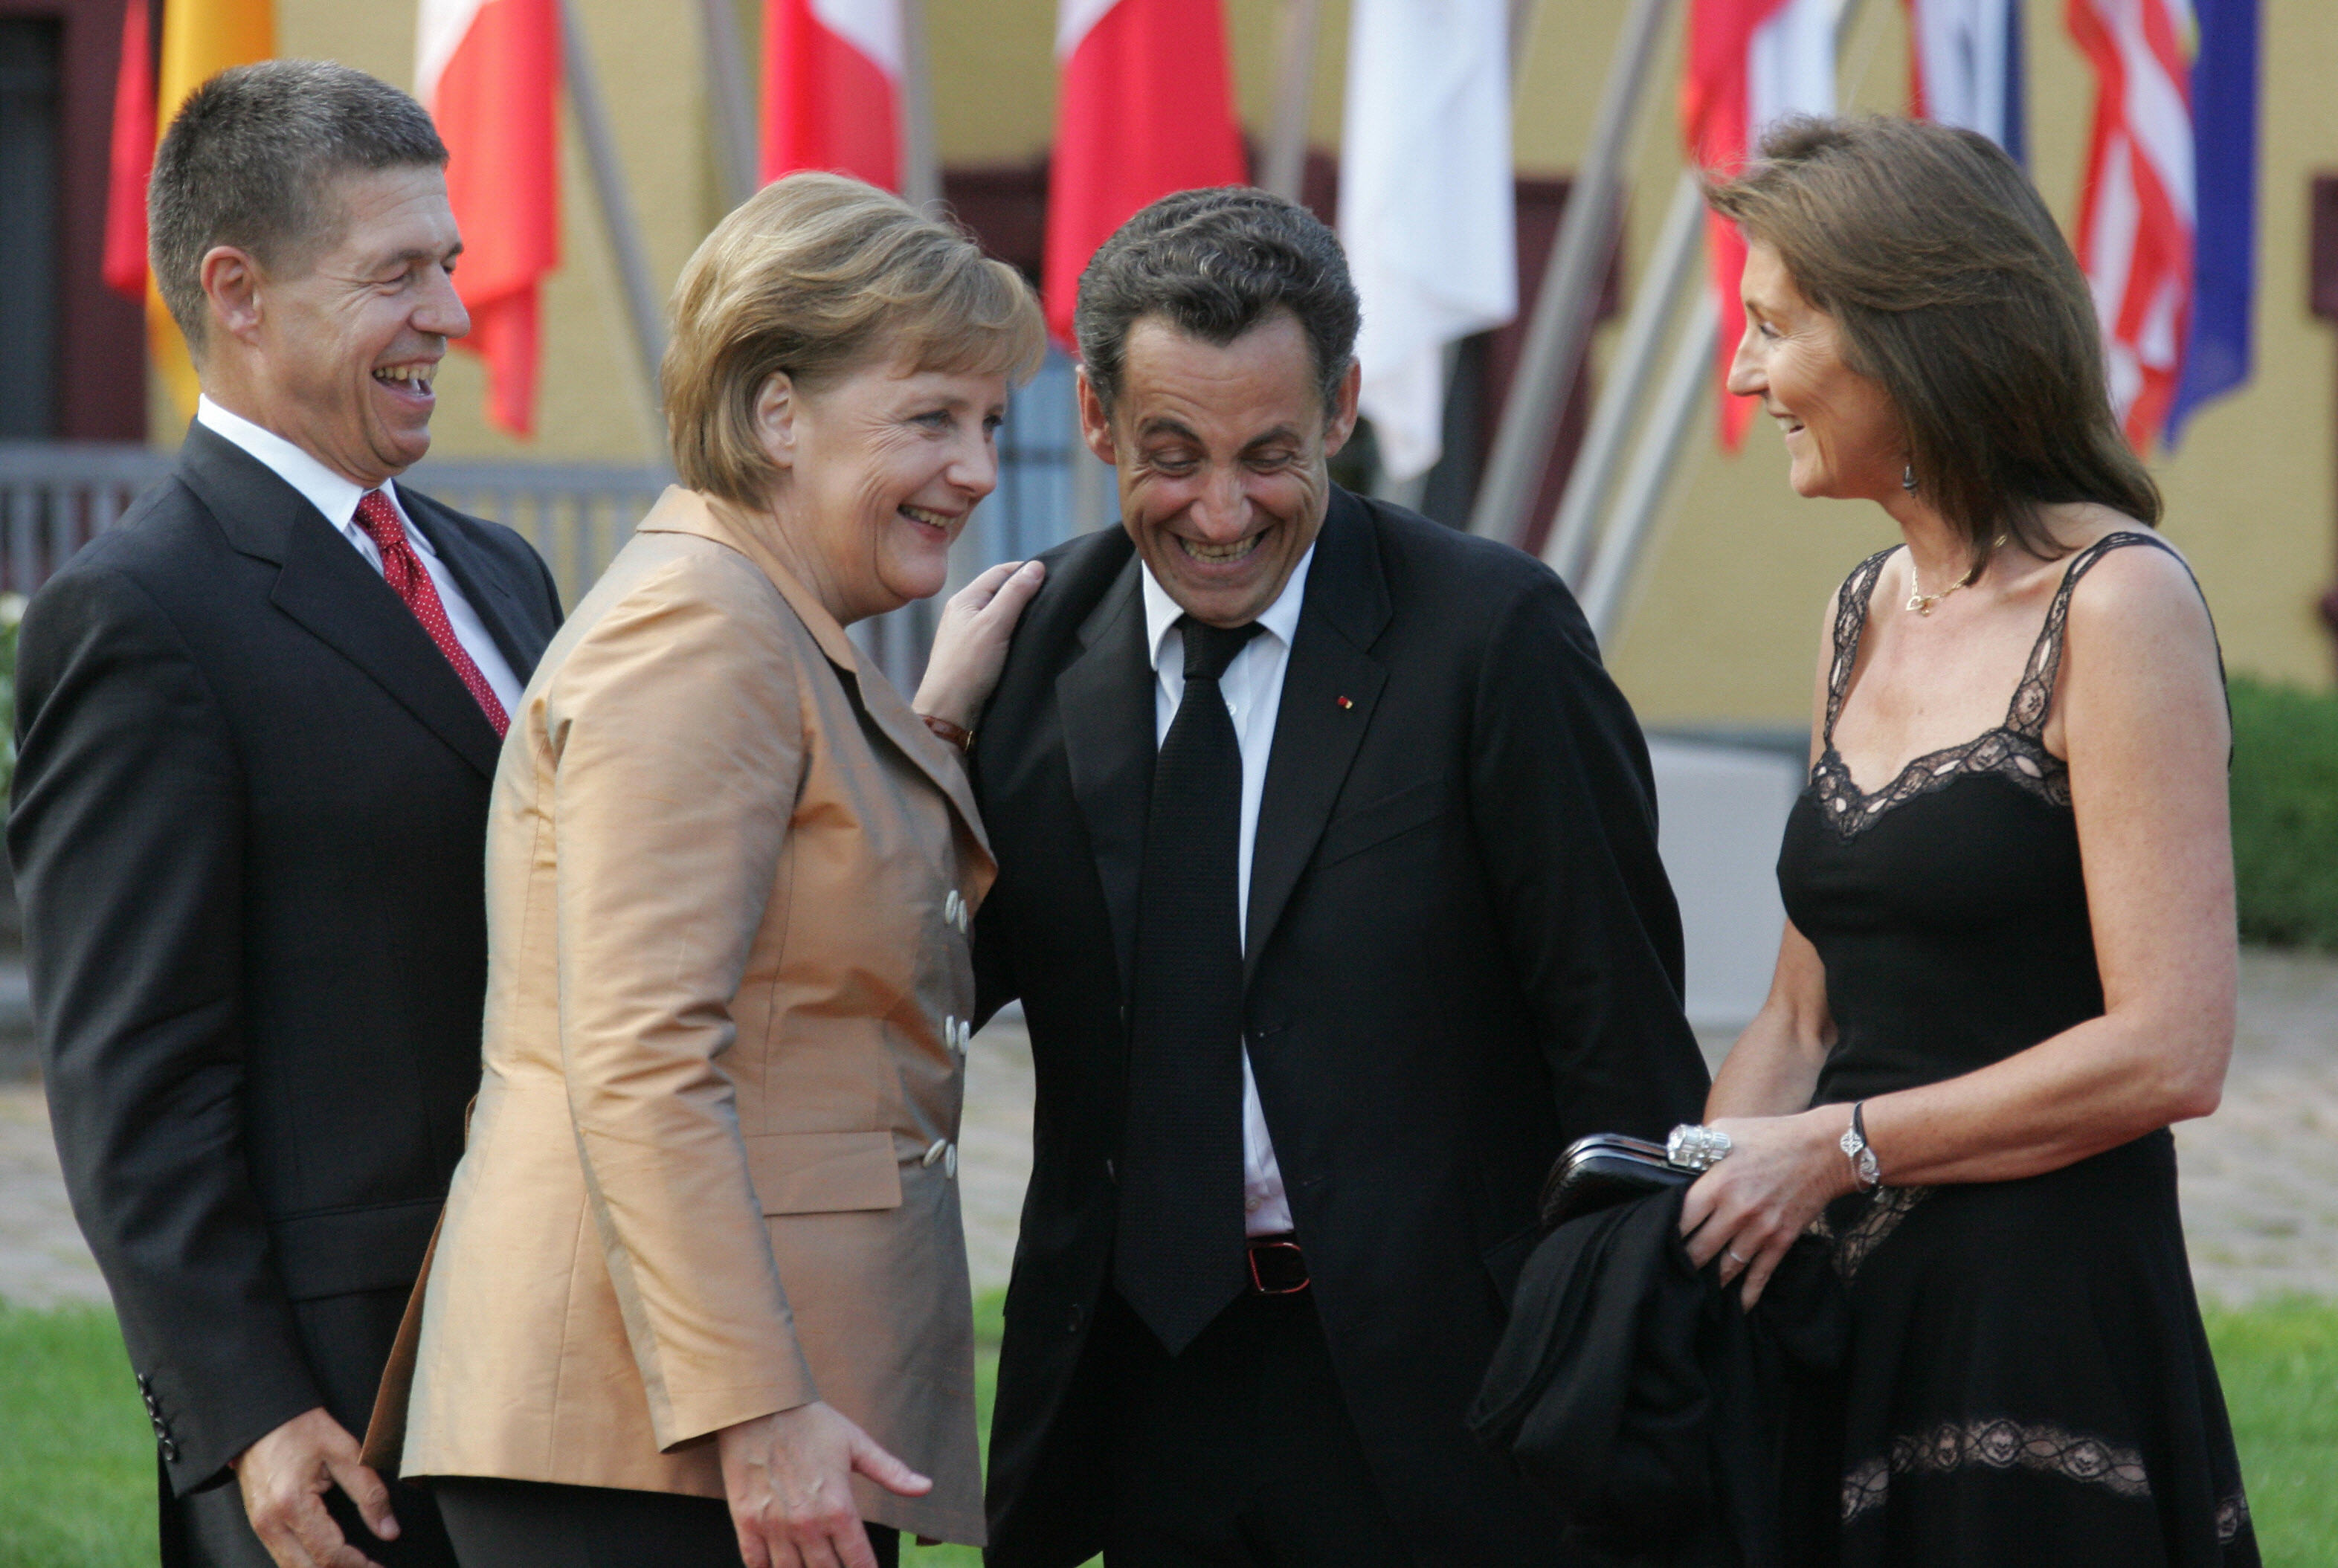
[396,488,994,1544]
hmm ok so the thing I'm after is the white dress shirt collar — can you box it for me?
[1137,541,1317,671]
[196,395,428,552]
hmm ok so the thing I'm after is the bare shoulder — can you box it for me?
[2052,520,2224,752]
[2057,525,2215,656]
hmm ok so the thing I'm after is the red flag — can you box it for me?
[102,0,154,303]
[418,0,561,437]
[761,0,902,190]
[1684,0,1836,448]
[1043,0,1248,346]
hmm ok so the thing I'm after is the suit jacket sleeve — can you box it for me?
[969,748,1019,1028]
[542,558,817,1450]
[1466,570,1710,1144]
[528,539,565,627]
[8,561,324,1492]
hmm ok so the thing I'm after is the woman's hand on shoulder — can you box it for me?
[717,1400,930,1568]
[913,558,1046,733]
[1678,1108,1858,1309]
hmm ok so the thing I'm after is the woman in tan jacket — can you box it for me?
[394,173,1046,1568]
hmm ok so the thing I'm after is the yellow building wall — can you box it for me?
[256,0,2337,714]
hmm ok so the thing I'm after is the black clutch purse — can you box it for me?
[1536,1133,1698,1233]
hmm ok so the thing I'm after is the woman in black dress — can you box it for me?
[1676,116,2256,1565]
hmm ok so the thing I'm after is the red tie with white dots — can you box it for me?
[353,488,509,738]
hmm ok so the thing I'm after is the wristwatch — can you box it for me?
[1839,1102,1881,1190]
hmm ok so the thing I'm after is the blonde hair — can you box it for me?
[663,172,1047,507]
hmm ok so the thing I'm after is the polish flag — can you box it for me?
[2067,0,2195,450]
[417,0,561,436]
[1044,0,1248,345]
[762,0,903,190]
[1684,0,1838,448]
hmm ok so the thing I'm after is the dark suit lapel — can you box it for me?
[177,425,504,780]
[400,488,555,677]
[1055,554,1154,999]
[1246,490,1392,984]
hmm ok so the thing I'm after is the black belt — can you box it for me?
[1244,1233,1310,1295]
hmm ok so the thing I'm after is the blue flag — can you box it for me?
[2167,0,2259,445]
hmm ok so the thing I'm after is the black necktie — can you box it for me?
[1115,616,1264,1354]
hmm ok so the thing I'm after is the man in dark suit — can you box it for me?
[966,188,1711,1565]
[9,62,562,1568]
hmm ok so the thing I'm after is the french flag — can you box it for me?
[761,0,903,190]
[1684,0,1839,448]
[1043,0,1247,345]
[1905,0,2026,162]
[417,0,561,437]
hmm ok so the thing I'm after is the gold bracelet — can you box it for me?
[920,714,973,752]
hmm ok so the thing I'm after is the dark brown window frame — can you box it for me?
[0,0,145,441]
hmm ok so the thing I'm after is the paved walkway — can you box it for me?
[5,951,2334,1311]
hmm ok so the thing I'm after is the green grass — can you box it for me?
[2202,1297,2338,1566]
[2230,677,2338,950]
[4,1291,2331,1567]
[0,1300,160,1567]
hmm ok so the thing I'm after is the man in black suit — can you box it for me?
[10,62,561,1568]
[967,189,1710,1566]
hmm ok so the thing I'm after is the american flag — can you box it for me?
[2067,0,2198,451]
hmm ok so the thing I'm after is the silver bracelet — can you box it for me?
[1665,1123,1733,1172]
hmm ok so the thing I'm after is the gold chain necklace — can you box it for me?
[1906,535,2009,616]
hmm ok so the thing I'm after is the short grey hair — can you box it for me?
[149,60,448,352]
[1073,186,1360,420]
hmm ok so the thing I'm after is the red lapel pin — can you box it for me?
[1336,695,1353,709]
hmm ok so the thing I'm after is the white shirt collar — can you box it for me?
[196,395,408,539]
[1139,541,1318,673]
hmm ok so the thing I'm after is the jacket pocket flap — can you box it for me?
[271,1198,443,1302]
[1315,778,1449,871]
[744,1131,904,1216]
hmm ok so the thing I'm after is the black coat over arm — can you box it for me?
[7,425,562,1521]
[970,487,1712,1567]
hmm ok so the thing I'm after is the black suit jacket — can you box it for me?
[8,424,562,1499]
[972,488,1711,1567]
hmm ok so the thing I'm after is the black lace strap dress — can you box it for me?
[1775,532,2258,1566]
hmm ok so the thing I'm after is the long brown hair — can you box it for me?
[1706,114,2159,567]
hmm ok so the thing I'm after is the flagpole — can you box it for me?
[1507,0,1541,93]
[898,0,940,212]
[1541,170,1703,585]
[558,0,671,439]
[699,0,758,208]
[1464,0,1673,543]
[1577,290,1714,645]
[1568,0,1871,645]
[1263,0,1324,203]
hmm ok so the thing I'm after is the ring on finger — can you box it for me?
[1725,1248,1748,1265]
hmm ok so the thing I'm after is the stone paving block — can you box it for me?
[0,1080,107,1309]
